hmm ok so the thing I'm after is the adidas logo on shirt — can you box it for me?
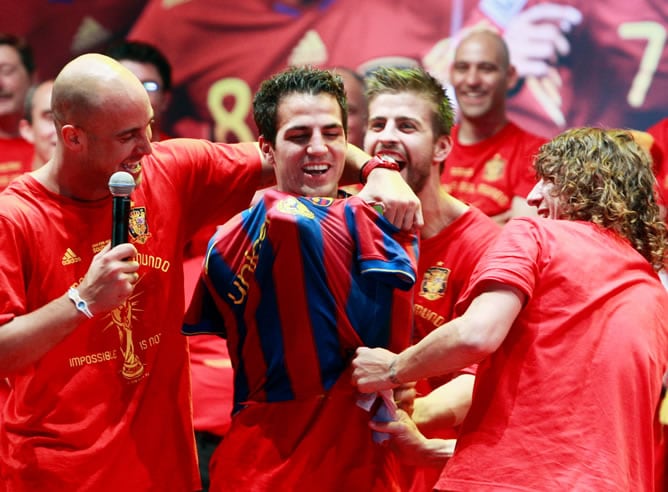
[61,248,81,266]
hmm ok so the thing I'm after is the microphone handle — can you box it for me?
[111,196,131,247]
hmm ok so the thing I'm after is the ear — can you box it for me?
[506,64,519,91]
[18,119,35,144]
[61,125,81,150]
[258,135,276,167]
[433,134,452,164]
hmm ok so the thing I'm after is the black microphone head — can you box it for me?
[108,171,136,197]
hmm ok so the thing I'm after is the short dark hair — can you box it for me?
[106,40,172,91]
[366,66,454,137]
[0,33,35,75]
[253,66,348,146]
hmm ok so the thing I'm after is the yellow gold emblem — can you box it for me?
[277,196,315,219]
[129,207,151,244]
[483,154,506,181]
[420,266,450,300]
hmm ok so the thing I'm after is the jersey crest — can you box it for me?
[419,264,450,301]
[276,196,315,219]
[483,154,506,181]
[129,206,151,244]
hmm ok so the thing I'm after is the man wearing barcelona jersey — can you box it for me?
[185,67,419,491]
[354,127,668,491]
[441,29,546,224]
[364,67,500,491]
[0,55,421,491]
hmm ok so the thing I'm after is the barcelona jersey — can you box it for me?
[185,190,418,413]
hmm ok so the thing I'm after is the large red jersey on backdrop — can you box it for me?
[438,218,668,491]
[129,0,475,140]
[0,1,148,79]
[473,0,668,136]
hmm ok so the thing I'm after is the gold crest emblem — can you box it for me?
[420,266,450,301]
[129,207,151,244]
[276,196,315,219]
[483,154,506,181]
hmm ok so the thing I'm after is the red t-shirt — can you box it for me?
[0,137,33,192]
[414,206,500,398]
[0,140,261,491]
[438,218,668,491]
[441,122,546,217]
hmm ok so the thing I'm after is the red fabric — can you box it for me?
[209,368,402,492]
[441,122,546,217]
[0,140,261,491]
[402,207,499,491]
[648,118,668,208]
[414,207,500,342]
[438,218,668,491]
[184,256,234,437]
[0,138,33,192]
[0,1,148,80]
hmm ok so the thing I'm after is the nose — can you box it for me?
[376,121,401,147]
[526,179,543,208]
[464,67,480,86]
[307,131,327,155]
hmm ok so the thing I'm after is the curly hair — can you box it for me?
[535,127,667,270]
[365,66,454,138]
[253,66,348,146]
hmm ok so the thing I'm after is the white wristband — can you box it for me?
[67,287,94,319]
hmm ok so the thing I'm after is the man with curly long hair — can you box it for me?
[352,127,668,491]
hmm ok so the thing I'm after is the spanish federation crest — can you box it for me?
[419,265,450,301]
[483,154,506,181]
[129,207,151,244]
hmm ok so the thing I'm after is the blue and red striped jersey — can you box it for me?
[185,190,418,413]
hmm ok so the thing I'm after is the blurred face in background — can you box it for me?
[0,44,32,122]
[118,59,170,141]
[20,80,56,169]
[450,32,516,123]
[337,69,367,148]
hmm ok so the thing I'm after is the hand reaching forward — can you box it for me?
[352,346,398,393]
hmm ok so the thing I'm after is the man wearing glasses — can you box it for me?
[107,40,173,142]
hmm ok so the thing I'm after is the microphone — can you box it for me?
[108,171,136,247]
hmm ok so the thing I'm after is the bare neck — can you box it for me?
[33,157,109,202]
[418,179,469,239]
